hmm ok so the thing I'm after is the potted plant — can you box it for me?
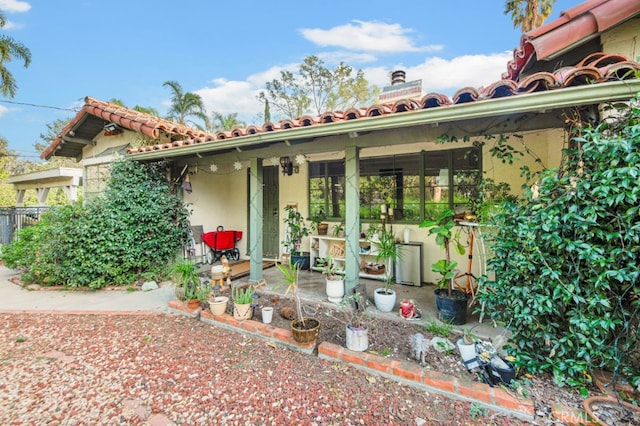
[318,254,344,304]
[365,223,383,241]
[419,208,468,325]
[231,285,255,320]
[310,210,328,235]
[372,228,400,312]
[282,205,311,270]
[331,222,345,238]
[456,328,480,371]
[171,258,202,308]
[275,260,320,344]
[340,291,370,352]
[208,284,229,316]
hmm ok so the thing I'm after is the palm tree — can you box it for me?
[162,80,208,129]
[206,111,246,133]
[0,10,31,98]
[504,0,556,32]
[108,98,159,116]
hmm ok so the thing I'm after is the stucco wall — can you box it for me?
[602,17,640,60]
[183,163,249,259]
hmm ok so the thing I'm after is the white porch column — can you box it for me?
[35,188,50,206]
[16,189,26,207]
[64,185,79,202]
[248,158,264,283]
[344,145,360,293]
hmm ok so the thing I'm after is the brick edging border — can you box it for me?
[168,300,541,421]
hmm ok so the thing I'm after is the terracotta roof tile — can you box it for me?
[452,87,481,104]
[504,0,640,80]
[41,96,208,159]
[365,105,391,116]
[517,71,559,92]
[344,108,366,120]
[320,111,344,122]
[215,131,232,140]
[391,99,421,112]
[246,125,261,134]
[420,93,452,108]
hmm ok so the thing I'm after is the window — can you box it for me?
[360,154,420,221]
[424,148,481,220]
[308,147,481,222]
[84,163,111,200]
[309,161,345,220]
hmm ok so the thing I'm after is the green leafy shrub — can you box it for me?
[477,100,640,390]
[1,159,191,288]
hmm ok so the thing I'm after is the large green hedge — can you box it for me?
[477,101,640,390]
[1,159,191,288]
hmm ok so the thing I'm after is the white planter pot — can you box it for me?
[456,338,479,370]
[345,324,369,351]
[261,306,274,324]
[326,277,345,304]
[373,288,396,313]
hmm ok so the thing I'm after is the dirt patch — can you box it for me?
[206,289,602,424]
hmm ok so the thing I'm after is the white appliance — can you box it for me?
[395,242,423,287]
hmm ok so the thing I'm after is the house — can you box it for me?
[41,0,640,291]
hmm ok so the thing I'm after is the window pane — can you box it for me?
[360,154,419,222]
[423,148,480,220]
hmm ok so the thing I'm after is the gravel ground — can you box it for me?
[0,312,535,425]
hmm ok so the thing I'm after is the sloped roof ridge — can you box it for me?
[41,97,208,159]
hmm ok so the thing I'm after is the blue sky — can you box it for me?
[0,0,579,160]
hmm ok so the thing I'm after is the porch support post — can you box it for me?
[248,158,264,283]
[16,189,25,207]
[344,145,360,293]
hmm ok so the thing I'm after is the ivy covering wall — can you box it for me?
[478,100,640,390]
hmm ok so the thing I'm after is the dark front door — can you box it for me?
[263,166,279,258]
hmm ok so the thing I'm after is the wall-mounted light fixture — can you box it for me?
[103,122,122,135]
[279,156,293,176]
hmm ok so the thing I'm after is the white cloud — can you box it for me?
[2,20,21,30]
[0,0,31,13]
[196,78,263,122]
[301,20,442,53]
[363,52,513,95]
[196,64,299,122]
[0,104,8,117]
[316,51,378,65]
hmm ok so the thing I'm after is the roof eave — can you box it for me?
[128,79,640,162]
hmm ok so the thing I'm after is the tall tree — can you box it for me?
[34,118,79,169]
[264,100,271,123]
[257,55,378,121]
[162,80,208,129]
[206,111,246,133]
[504,0,556,32]
[0,10,31,98]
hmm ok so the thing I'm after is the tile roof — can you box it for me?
[126,52,639,155]
[41,97,208,160]
[504,0,640,80]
